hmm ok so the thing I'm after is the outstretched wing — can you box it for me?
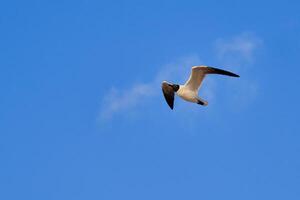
[184,66,239,91]
[161,81,175,110]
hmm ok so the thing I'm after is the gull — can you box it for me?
[161,65,239,109]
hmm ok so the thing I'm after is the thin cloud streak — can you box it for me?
[215,32,263,67]
[214,32,263,110]
[99,83,155,120]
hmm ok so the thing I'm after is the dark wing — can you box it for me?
[161,82,175,110]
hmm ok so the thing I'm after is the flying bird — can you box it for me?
[161,66,239,109]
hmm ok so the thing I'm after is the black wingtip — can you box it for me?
[168,103,174,110]
[225,72,240,77]
[207,66,240,78]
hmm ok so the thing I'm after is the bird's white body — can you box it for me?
[176,85,201,103]
[175,65,215,105]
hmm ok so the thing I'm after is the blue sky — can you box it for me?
[1,0,300,199]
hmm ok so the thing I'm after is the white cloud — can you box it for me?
[214,32,263,110]
[214,32,263,67]
[99,83,155,120]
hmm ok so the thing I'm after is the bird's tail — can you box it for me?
[197,97,208,106]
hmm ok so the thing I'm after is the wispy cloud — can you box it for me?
[214,32,263,67]
[214,32,263,110]
[99,83,155,120]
